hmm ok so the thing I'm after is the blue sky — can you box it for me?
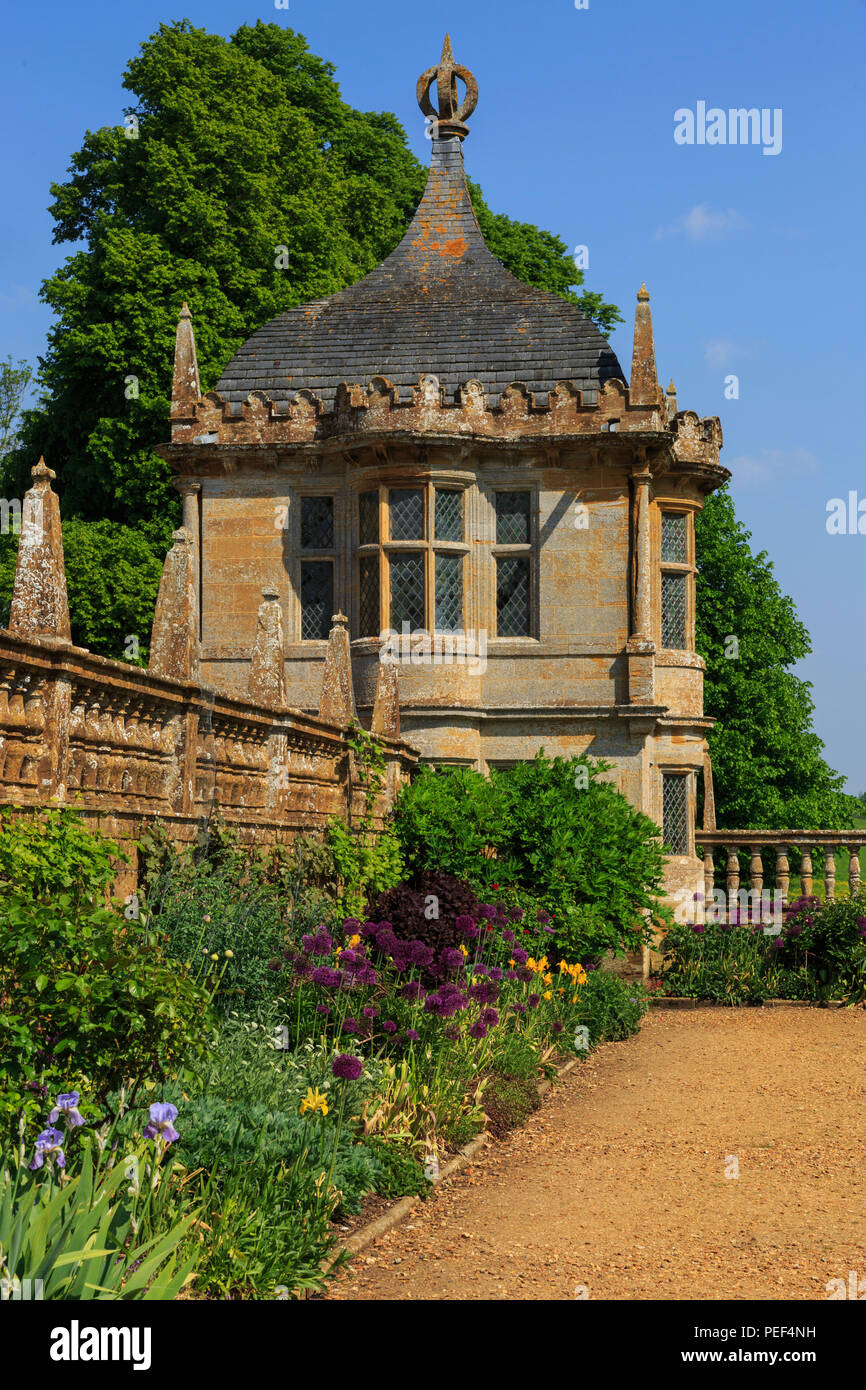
[3,0,865,788]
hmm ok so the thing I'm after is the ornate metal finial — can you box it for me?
[416,34,479,140]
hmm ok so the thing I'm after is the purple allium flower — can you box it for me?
[505,969,518,982]
[339,948,359,967]
[401,980,425,1002]
[552,1021,564,1034]
[315,1003,331,1016]
[502,929,515,944]
[382,1020,398,1034]
[48,1092,84,1128]
[308,929,333,957]
[475,963,489,976]
[409,941,435,969]
[341,1017,359,1034]
[488,967,503,981]
[468,1020,487,1039]
[772,937,785,949]
[856,917,866,930]
[480,1007,499,1027]
[787,923,803,937]
[859,927,866,940]
[143,1102,180,1145]
[542,925,555,934]
[356,965,378,986]
[439,946,465,976]
[528,993,541,1008]
[509,907,525,923]
[311,966,341,988]
[444,1024,461,1041]
[268,958,283,972]
[512,947,529,965]
[404,1029,419,1041]
[516,966,534,983]
[29,1128,65,1170]
[536,910,551,924]
[455,914,477,939]
[342,918,361,934]
[478,904,497,921]
[332,1054,363,1081]
[691,923,706,934]
[512,1002,527,1015]
[362,1005,377,1019]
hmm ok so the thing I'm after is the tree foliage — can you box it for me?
[2,18,620,545]
[695,487,856,828]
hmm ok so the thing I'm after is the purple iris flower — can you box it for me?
[143,1102,180,1145]
[48,1091,85,1128]
[332,1054,363,1081]
[29,1128,66,1169]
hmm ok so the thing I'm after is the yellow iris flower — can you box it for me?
[300,1087,329,1117]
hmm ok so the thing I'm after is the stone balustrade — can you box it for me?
[695,829,863,920]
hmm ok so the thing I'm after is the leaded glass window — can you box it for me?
[661,512,687,564]
[300,496,334,550]
[496,556,530,637]
[389,552,425,631]
[300,561,333,640]
[661,571,687,648]
[389,488,424,541]
[435,488,463,542]
[359,491,379,546]
[495,492,530,545]
[435,553,463,631]
[359,555,379,637]
[662,773,690,855]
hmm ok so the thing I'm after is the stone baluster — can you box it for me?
[849,844,861,899]
[703,846,715,914]
[726,845,740,923]
[749,845,764,916]
[800,846,813,897]
[824,846,836,902]
[775,844,790,910]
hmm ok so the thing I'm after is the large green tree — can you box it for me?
[695,487,855,828]
[2,18,619,543]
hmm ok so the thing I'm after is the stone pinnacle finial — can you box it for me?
[171,299,200,418]
[630,283,664,408]
[8,455,71,643]
[416,34,479,140]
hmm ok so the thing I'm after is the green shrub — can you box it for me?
[577,970,648,1043]
[483,1075,540,1138]
[394,753,668,959]
[0,891,214,1141]
[0,807,122,904]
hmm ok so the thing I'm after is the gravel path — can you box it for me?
[330,1007,866,1301]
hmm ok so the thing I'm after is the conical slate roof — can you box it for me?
[215,46,623,413]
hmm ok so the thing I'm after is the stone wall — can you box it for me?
[0,464,417,895]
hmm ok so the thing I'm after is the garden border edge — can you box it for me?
[330,1055,580,1267]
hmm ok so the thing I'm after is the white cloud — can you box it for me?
[727,448,820,488]
[654,204,750,241]
[704,337,737,369]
